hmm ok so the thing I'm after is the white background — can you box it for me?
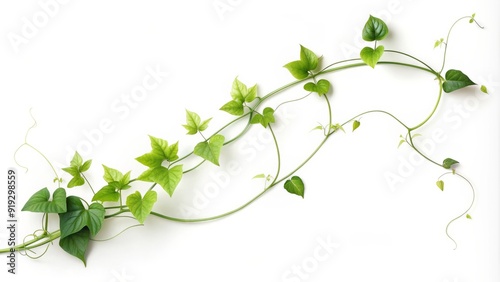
[1,0,499,281]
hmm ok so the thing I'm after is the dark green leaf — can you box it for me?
[138,165,183,196]
[59,196,105,238]
[362,15,389,42]
[442,158,459,169]
[194,134,225,166]
[21,187,67,213]
[59,227,90,266]
[126,190,158,224]
[443,70,476,93]
[360,45,384,68]
[284,176,305,198]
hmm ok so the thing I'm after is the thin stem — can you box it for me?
[268,124,281,186]
[409,77,444,131]
[81,173,96,195]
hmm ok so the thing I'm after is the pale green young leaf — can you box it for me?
[480,85,488,94]
[92,185,120,203]
[126,190,158,224]
[466,214,472,219]
[136,136,179,168]
[352,120,361,131]
[199,118,212,132]
[138,165,183,196]
[69,151,83,168]
[183,110,202,135]
[300,45,319,71]
[194,134,225,166]
[436,180,444,191]
[360,45,385,68]
[220,100,244,116]
[102,165,124,183]
[250,107,275,128]
[246,84,258,103]
[284,60,309,79]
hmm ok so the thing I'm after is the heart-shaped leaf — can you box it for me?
[194,134,225,166]
[59,196,105,239]
[442,158,459,169]
[59,227,90,266]
[442,69,476,93]
[436,180,444,191]
[304,79,331,95]
[284,176,305,198]
[362,15,389,42]
[360,45,385,68]
[21,187,67,213]
[126,190,158,224]
[250,107,275,128]
[352,120,361,131]
[137,165,183,197]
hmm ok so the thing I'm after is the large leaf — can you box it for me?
[126,190,158,224]
[59,196,105,239]
[360,45,385,68]
[194,134,225,166]
[284,176,305,198]
[59,227,90,266]
[283,61,309,79]
[138,165,183,196]
[21,187,67,213]
[442,70,476,93]
[92,185,120,203]
[362,15,389,42]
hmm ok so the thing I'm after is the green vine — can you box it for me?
[1,14,488,265]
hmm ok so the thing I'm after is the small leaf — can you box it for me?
[136,136,179,168]
[434,38,444,48]
[443,158,459,169]
[198,117,212,132]
[330,123,345,133]
[194,134,225,166]
[62,152,92,188]
[138,165,183,197]
[480,85,488,94]
[220,100,244,116]
[436,180,444,191]
[362,15,389,42]
[284,60,309,79]
[126,190,157,224]
[183,109,201,135]
[360,45,385,68]
[398,139,406,148]
[253,174,266,179]
[59,227,90,266]
[352,120,360,131]
[304,79,331,95]
[250,107,275,128]
[466,214,472,219]
[230,77,257,103]
[21,187,67,213]
[442,70,476,93]
[284,176,305,198]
